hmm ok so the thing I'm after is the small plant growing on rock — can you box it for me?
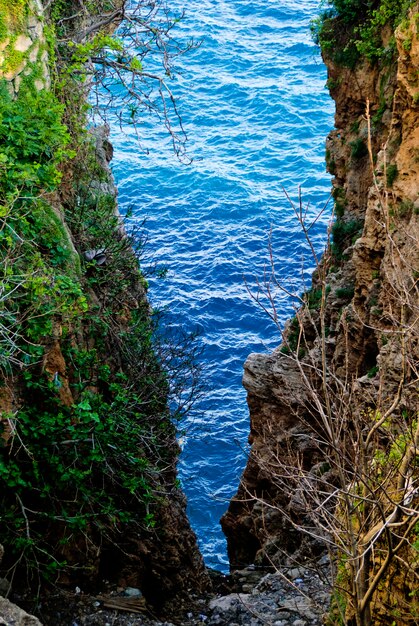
[350,137,368,160]
[386,163,398,187]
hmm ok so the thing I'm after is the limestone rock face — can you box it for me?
[221,347,329,567]
[222,3,419,594]
[0,598,42,626]
[0,0,50,94]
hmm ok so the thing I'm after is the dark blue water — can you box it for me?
[111,0,334,571]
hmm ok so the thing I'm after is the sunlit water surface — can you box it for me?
[110,0,334,571]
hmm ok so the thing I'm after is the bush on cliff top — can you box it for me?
[312,0,416,66]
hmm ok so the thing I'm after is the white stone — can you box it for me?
[33,0,44,14]
[209,593,252,611]
[28,15,40,30]
[33,21,43,39]
[29,43,39,63]
[14,35,32,53]
[287,567,305,579]
[4,61,25,80]
[13,74,22,92]
[34,78,44,91]
[123,586,142,597]
[281,598,316,620]
[0,597,41,625]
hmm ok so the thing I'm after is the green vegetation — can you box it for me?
[0,0,26,42]
[350,137,368,160]
[0,76,80,373]
[0,83,72,192]
[311,0,416,67]
[0,3,196,589]
[335,285,355,300]
[398,198,414,218]
[325,148,337,174]
[334,200,345,217]
[281,316,300,353]
[386,163,398,187]
[367,364,379,377]
[305,284,331,309]
[0,311,176,583]
[331,218,364,260]
[332,187,347,218]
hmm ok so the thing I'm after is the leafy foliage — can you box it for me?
[50,0,197,161]
[0,83,73,192]
[350,137,368,160]
[0,90,190,584]
[0,319,175,582]
[312,0,416,67]
[0,74,82,372]
[0,0,26,42]
[0,1,200,590]
[331,218,364,260]
[386,163,398,187]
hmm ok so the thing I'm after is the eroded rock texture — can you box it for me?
[222,6,419,620]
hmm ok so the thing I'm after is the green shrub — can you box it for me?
[304,285,331,310]
[326,148,337,174]
[0,75,80,374]
[334,200,346,218]
[0,328,173,583]
[0,82,73,193]
[372,99,388,126]
[331,218,364,260]
[386,163,398,187]
[367,365,379,378]
[397,199,414,218]
[350,138,368,160]
[0,0,203,596]
[306,287,323,310]
[335,285,355,300]
[286,316,300,351]
[311,0,416,66]
[332,0,370,24]
[0,27,154,585]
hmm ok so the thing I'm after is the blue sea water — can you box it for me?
[110,0,334,571]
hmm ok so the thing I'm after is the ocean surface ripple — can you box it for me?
[111,0,334,571]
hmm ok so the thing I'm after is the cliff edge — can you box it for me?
[0,0,208,619]
[222,2,419,624]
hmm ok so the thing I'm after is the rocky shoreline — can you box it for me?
[5,561,329,626]
[1,534,331,626]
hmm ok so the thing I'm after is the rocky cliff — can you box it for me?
[0,0,208,619]
[222,2,419,624]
